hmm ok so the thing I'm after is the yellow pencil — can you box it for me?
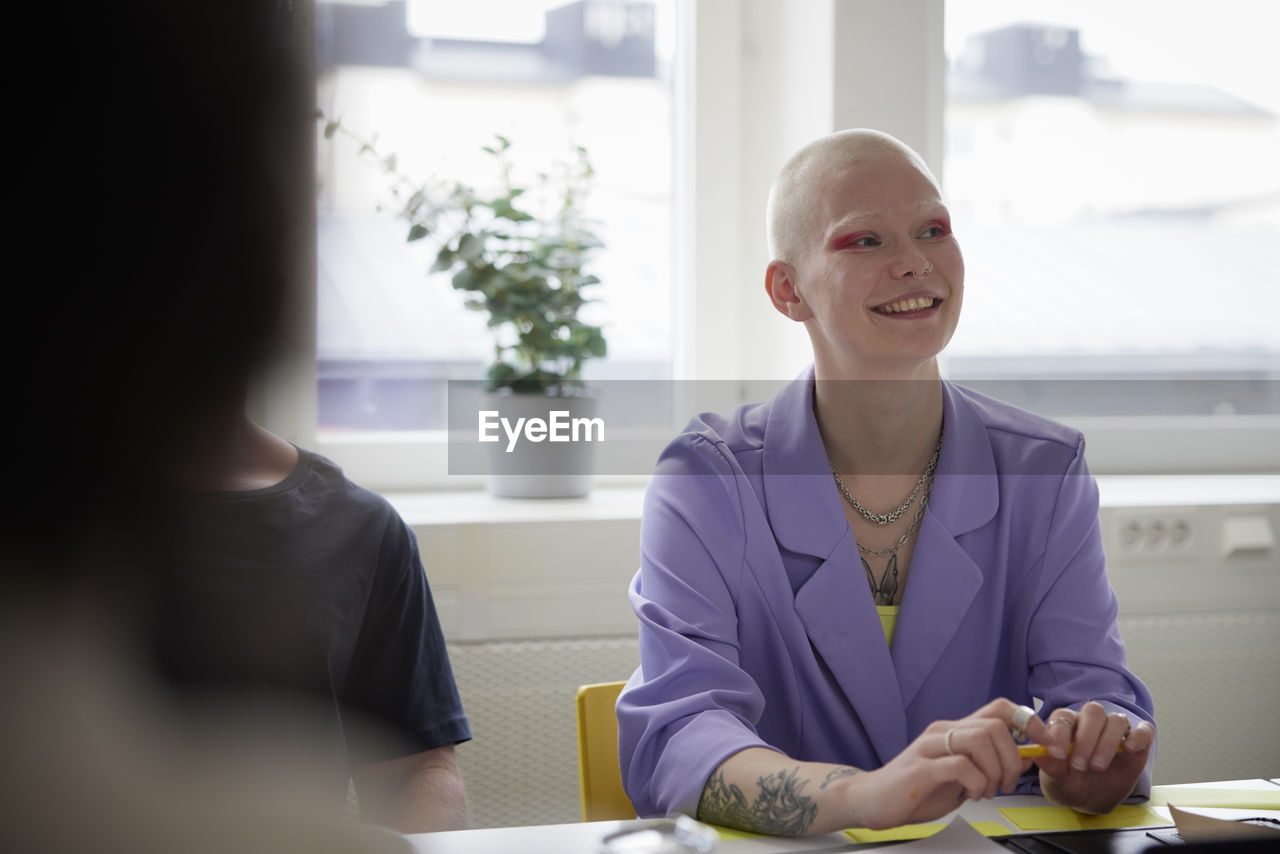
[1018,743,1124,758]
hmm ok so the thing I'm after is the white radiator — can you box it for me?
[1119,612,1280,784]
[449,636,640,829]
[1101,496,1280,785]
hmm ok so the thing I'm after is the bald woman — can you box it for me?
[617,130,1156,836]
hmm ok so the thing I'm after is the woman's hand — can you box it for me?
[1034,701,1155,814]
[697,699,1044,836]
[847,698,1047,829]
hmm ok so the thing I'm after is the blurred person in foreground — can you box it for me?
[617,129,1156,836]
[2,2,463,849]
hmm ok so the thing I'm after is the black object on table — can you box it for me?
[998,828,1274,854]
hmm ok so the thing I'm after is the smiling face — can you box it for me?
[766,133,965,380]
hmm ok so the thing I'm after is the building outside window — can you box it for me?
[942,0,1280,420]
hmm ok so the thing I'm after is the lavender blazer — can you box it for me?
[618,369,1155,818]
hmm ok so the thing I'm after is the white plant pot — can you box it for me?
[483,393,598,499]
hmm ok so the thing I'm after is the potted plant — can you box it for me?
[321,117,607,497]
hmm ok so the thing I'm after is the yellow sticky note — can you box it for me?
[844,821,1012,842]
[845,823,945,843]
[1151,786,1280,810]
[998,804,1168,831]
[968,822,1017,837]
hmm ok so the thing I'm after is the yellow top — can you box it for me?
[876,605,900,647]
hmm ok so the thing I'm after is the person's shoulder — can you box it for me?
[294,448,402,523]
[948,382,1085,471]
[294,450,423,571]
[951,382,1081,447]
[656,397,772,477]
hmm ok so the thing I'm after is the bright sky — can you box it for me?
[947,0,1280,114]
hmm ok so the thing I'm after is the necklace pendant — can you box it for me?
[881,552,899,605]
[860,552,900,606]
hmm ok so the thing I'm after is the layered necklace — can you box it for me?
[829,426,942,605]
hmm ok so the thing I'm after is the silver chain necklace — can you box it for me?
[830,429,943,605]
[828,429,942,526]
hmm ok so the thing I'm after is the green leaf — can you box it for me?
[452,267,480,291]
[489,198,534,222]
[486,362,519,393]
[508,373,550,394]
[430,246,456,273]
[407,223,429,242]
[457,233,485,262]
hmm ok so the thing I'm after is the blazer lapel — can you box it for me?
[892,381,999,709]
[890,515,984,709]
[794,534,910,764]
[761,369,909,764]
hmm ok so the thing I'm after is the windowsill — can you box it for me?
[1095,474,1280,507]
[386,474,1280,527]
[386,484,647,527]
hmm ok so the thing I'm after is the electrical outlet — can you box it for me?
[1111,509,1196,561]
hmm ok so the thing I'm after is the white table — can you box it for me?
[405,780,1280,854]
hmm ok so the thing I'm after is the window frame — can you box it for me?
[283,0,1278,493]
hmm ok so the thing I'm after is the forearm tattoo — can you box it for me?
[820,765,859,789]
[697,766,820,836]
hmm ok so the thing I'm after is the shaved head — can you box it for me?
[766,129,940,265]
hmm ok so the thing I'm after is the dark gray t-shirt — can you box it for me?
[152,448,470,788]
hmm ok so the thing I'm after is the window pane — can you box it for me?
[943,0,1280,416]
[316,0,675,432]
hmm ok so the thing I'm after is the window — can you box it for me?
[941,0,1280,438]
[300,1,1277,489]
[315,0,677,436]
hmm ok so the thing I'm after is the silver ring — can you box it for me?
[1048,717,1074,729]
[944,729,956,756]
[1010,704,1035,743]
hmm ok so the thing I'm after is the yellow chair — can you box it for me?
[576,680,637,821]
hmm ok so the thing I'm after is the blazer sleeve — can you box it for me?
[618,432,782,818]
[1023,436,1157,798]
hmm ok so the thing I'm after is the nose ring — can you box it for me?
[911,261,934,280]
